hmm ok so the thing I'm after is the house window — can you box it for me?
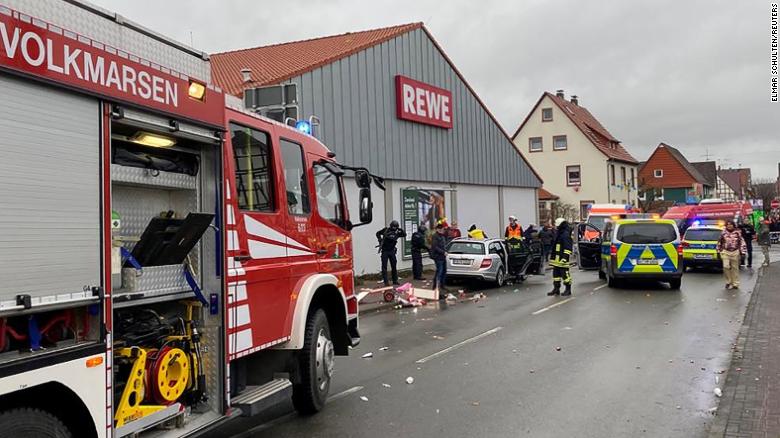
[621,167,627,185]
[542,108,553,122]
[610,165,616,186]
[528,137,543,152]
[553,135,568,150]
[630,168,635,187]
[579,200,594,220]
[654,169,664,178]
[566,165,581,186]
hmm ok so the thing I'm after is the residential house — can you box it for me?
[638,143,713,204]
[512,90,639,220]
[538,188,559,224]
[691,161,718,197]
[717,168,752,201]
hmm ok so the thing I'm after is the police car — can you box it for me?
[598,218,684,289]
[681,224,723,271]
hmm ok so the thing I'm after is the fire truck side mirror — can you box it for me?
[359,188,373,224]
[354,170,371,188]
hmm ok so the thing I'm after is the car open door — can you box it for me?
[577,222,603,270]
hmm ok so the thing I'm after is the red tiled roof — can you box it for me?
[211,23,423,96]
[538,188,559,200]
[718,168,752,195]
[512,92,639,164]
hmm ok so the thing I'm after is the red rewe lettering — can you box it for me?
[395,75,453,129]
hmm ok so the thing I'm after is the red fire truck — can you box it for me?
[663,200,753,232]
[0,3,377,437]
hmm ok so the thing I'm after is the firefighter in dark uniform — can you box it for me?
[410,224,428,280]
[548,217,573,296]
[376,220,407,286]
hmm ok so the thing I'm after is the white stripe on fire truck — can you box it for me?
[228,304,251,329]
[227,204,236,225]
[227,230,239,251]
[244,215,312,253]
[229,328,253,353]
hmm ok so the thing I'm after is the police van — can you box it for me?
[681,225,724,271]
[596,218,684,289]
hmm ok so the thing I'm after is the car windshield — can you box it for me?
[684,229,722,241]
[587,216,608,231]
[617,223,677,244]
[447,241,485,255]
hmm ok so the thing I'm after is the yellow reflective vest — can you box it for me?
[468,228,486,239]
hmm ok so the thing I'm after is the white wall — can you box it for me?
[502,187,538,229]
[457,184,501,238]
[344,176,386,276]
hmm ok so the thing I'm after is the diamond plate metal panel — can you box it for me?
[200,323,223,413]
[120,264,187,294]
[111,185,197,239]
[3,0,210,80]
[111,164,197,190]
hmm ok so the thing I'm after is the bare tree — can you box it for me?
[551,201,579,222]
[748,178,778,213]
[638,184,674,213]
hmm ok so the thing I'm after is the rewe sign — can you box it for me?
[395,75,452,129]
[0,7,224,126]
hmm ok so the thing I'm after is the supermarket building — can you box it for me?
[212,23,542,275]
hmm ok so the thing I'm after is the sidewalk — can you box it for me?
[709,261,780,437]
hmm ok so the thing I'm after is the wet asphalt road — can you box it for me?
[214,262,760,438]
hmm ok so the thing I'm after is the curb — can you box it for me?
[706,264,767,436]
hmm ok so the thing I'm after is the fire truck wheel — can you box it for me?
[293,308,333,415]
[0,408,71,437]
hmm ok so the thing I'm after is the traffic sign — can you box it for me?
[771,199,779,209]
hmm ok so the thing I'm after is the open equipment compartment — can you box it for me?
[109,107,226,437]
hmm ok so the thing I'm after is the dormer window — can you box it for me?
[542,108,553,122]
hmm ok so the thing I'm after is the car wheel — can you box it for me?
[292,309,333,415]
[607,274,619,288]
[669,278,682,290]
[598,269,606,280]
[0,409,71,438]
[494,267,505,287]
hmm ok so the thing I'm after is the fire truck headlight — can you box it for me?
[188,80,207,101]
[130,131,176,148]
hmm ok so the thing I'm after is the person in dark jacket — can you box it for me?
[739,221,756,268]
[429,224,449,292]
[411,224,428,280]
[548,218,573,296]
[539,223,555,261]
[376,220,407,285]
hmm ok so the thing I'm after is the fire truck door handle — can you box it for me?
[317,248,328,255]
[234,255,251,261]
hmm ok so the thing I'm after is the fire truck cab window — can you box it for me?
[280,139,311,215]
[230,123,275,212]
[314,164,345,227]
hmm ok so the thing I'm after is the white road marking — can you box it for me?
[532,297,576,315]
[415,327,503,364]
[593,284,608,291]
[328,385,364,402]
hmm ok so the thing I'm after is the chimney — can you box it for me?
[555,89,565,99]
[240,68,252,83]
[570,95,579,106]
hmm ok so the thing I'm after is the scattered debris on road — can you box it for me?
[555,346,562,351]
[471,401,480,406]
[714,387,723,397]
[362,352,373,359]
[406,377,415,385]
[360,396,369,402]
[379,346,389,351]
[382,383,391,388]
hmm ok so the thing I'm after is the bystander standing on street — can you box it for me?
[739,220,756,268]
[410,224,428,280]
[717,220,747,289]
[539,222,555,261]
[758,217,772,267]
[430,224,449,293]
[448,221,462,240]
[375,220,406,286]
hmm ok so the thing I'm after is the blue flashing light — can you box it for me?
[295,120,312,135]
[691,220,701,227]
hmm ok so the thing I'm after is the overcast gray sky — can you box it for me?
[93,0,779,180]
